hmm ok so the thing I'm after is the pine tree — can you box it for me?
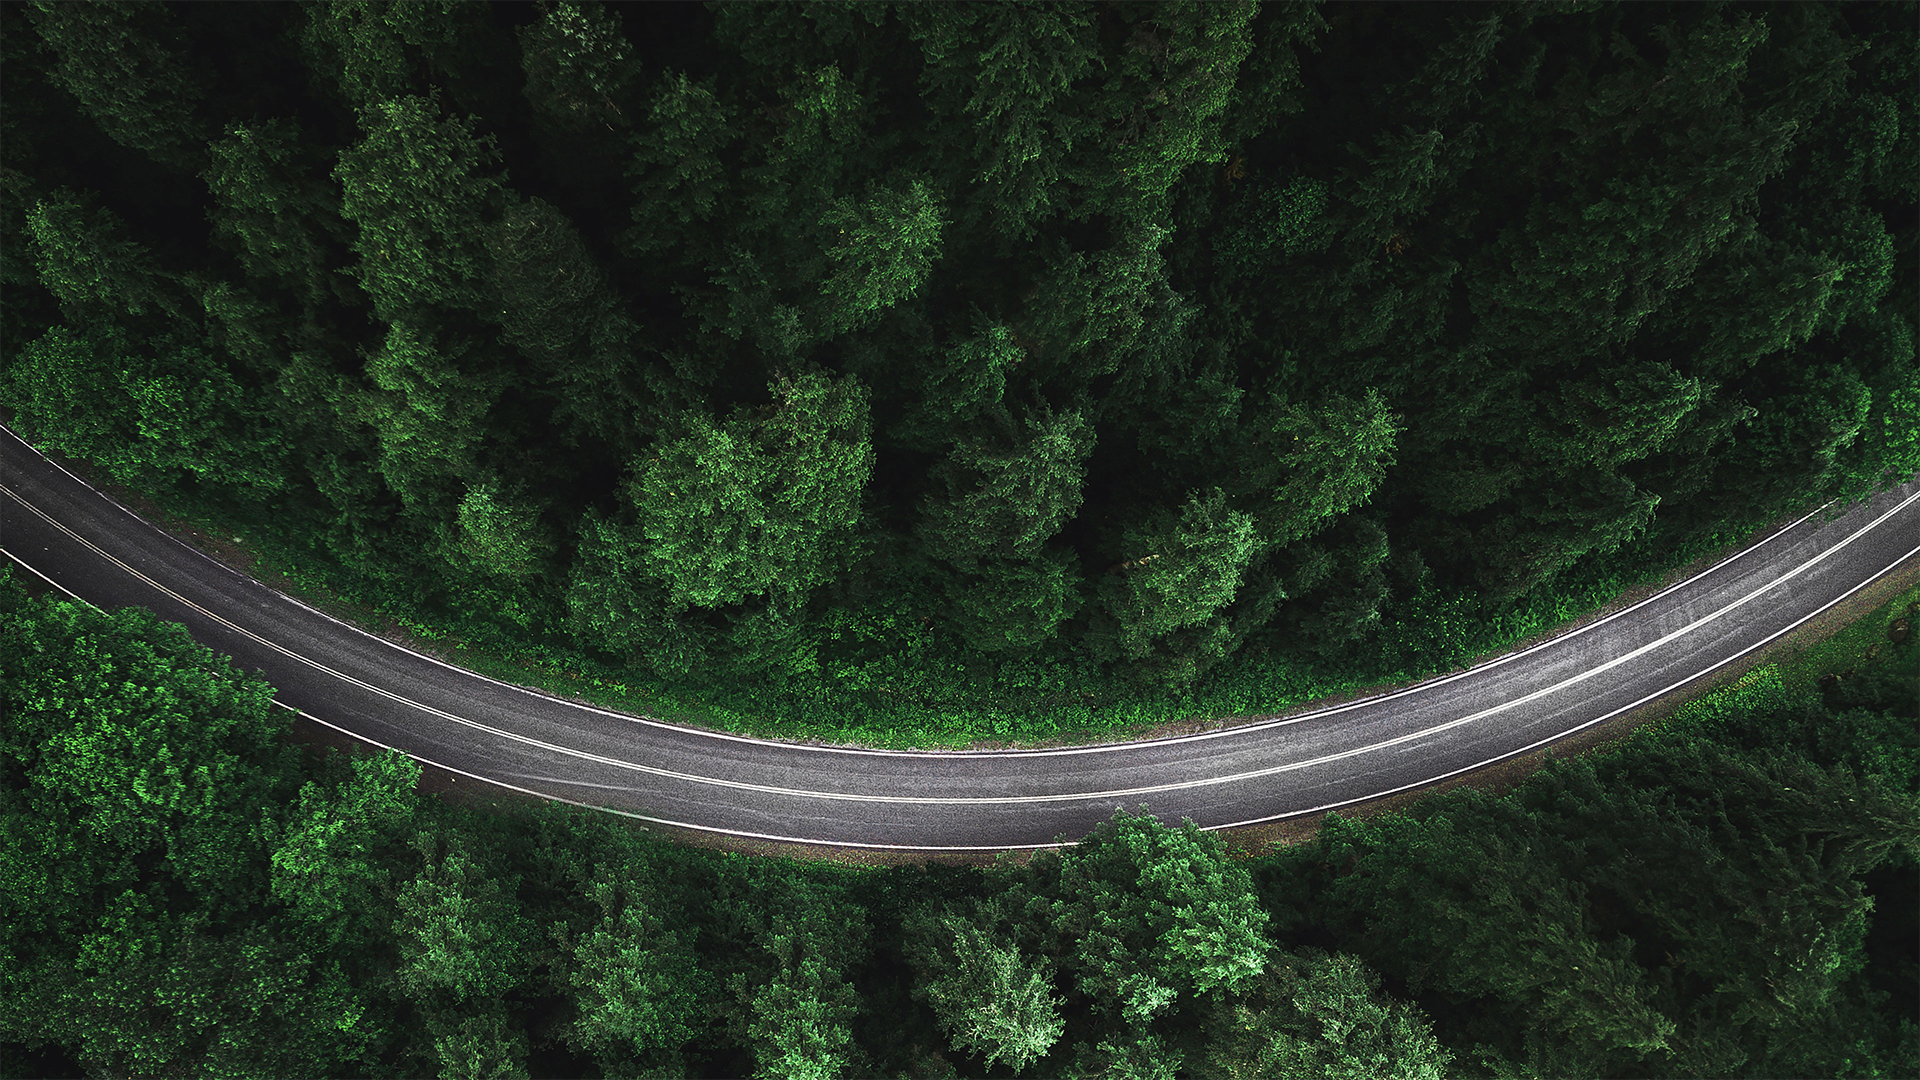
[334,92,507,323]
[622,370,873,611]
[203,119,355,307]
[25,0,210,171]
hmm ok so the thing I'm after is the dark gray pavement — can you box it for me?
[5,424,1917,849]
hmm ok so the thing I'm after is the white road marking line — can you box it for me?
[11,453,1920,841]
[9,477,1914,809]
[1,422,1874,759]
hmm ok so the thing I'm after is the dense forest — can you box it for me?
[1,0,1914,741]
[3,571,1916,1078]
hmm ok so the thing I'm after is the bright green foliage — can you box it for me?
[391,830,537,1006]
[1025,810,1270,1024]
[25,189,180,319]
[564,509,717,669]
[0,585,372,1079]
[1233,388,1400,548]
[1099,489,1261,659]
[270,750,420,948]
[563,868,702,1066]
[455,478,553,579]
[921,407,1095,569]
[1205,949,1452,1080]
[3,324,286,494]
[334,94,507,322]
[427,1007,531,1080]
[203,119,353,305]
[1065,1032,1184,1080]
[622,70,738,255]
[904,907,1064,1072]
[516,0,641,136]
[735,891,869,1080]
[25,0,208,170]
[819,177,948,335]
[626,370,873,610]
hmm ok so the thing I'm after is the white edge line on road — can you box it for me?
[5,422,1888,759]
[1,547,1076,850]
[289,537,1920,852]
[9,474,1917,809]
[481,494,1920,803]
[9,498,1918,851]
[1212,539,1920,831]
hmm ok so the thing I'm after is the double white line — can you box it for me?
[4,465,1916,850]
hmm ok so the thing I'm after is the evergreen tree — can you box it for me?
[516,0,642,137]
[25,0,210,171]
[904,906,1064,1073]
[921,406,1095,570]
[1203,949,1452,1080]
[203,119,355,307]
[623,370,873,611]
[1095,489,1262,666]
[24,188,182,321]
[559,866,703,1075]
[621,69,739,257]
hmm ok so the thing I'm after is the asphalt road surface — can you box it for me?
[5,424,1918,851]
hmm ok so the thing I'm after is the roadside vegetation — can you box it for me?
[3,567,1914,1078]
[2,0,1914,747]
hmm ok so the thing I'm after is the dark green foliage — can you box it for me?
[516,0,643,138]
[1,0,1915,733]
[24,188,182,320]
[334,93,507,322]
[5,572,1911,1075]
[921,406,1095,569]
[203,119,355,307]
[1202,949,1454,1080]
[8,0,1914,714]
[25,0,210,171]
[1092,488,1263,679]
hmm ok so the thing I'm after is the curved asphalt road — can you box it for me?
[4,424,1918,850]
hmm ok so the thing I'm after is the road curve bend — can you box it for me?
[4,425,1918,850]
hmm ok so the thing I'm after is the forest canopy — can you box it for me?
[2,0,1914,714]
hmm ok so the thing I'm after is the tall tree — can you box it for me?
[334,92,507,323]
[905,904,1064,1073]
[1203,949,1453,1080]
[203,119,356,308]
[920,406,1095,570]
[1094,488,1261,667]
[25,0,210,171]
[622,370,874,612]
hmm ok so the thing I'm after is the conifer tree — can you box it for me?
[26,0,209,171]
